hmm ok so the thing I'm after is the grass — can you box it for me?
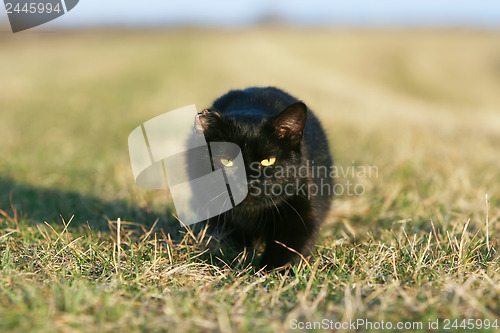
[1,28,500,332]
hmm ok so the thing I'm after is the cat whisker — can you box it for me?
[268,196,282,238]
[200,191,231,218]
[281,198,308,232]
[196,191,229,216]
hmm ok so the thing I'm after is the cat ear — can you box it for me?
[273,102,307,145]
[194,110,220,132]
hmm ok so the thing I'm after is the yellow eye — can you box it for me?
[220,158,233,167]
[260,157,276,166]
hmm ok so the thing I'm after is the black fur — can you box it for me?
[197,87,333,268]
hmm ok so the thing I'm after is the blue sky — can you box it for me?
[2,0,500,29]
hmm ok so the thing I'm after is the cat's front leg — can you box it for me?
[259,205,317,269]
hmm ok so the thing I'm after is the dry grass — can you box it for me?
[0,28,499,332]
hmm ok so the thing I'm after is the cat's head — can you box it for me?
[195,102,308,208]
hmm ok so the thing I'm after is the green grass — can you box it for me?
[1,28,500,332]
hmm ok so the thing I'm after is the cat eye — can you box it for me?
[220,158,234,167]
[260,157,276,166]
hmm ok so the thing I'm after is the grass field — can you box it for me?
[1,28,500,332]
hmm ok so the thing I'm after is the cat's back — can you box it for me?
[211,87,299,121]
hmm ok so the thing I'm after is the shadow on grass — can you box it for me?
[0,177,180,236]
[0,177,312,270]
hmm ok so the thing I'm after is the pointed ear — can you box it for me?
[273,102,307,145]
[194,110,220,132]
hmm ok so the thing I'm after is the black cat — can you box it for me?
[195,87,333,269]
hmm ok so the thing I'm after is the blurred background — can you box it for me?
[0,1,499,233]
[3,0,500,29]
